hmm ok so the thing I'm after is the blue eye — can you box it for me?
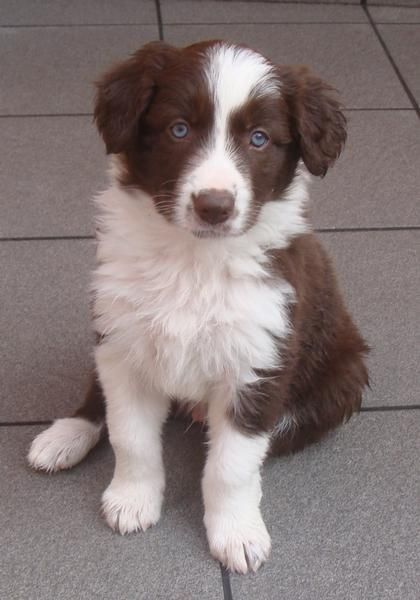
[170,122,189,139]
[250,130,269,148]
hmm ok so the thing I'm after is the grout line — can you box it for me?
[363,4,420,118]
[1,227,419,243]
[343,107,415,111]
[360,405,420,412]
[2,406,419,427]
[219,564,234,600]
[317,226,420,232]
[163,21,420,26]
[1,20,420,28]
[0,420,52,427]
[0,22,157,28]
[0,113,93,119]
[373,23,420,26]
[154,0,164,41]
[162,21,369,26]
[367,2,420,7]
[0,236,95,242]
[218,0,368,5]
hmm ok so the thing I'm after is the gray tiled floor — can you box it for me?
[378,24,420,104]
[0,117,105,237]
[1,240,95,421]
[0,0,157,26]
[232,412,420,600]
[165,23,411,108]
[0,25,159,114]
[370,6,420,22]
[160,1,368,23]
[311,110,420,228]
[1,1,419,599]
[1,422,222,600]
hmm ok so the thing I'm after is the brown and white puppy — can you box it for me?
[28,41,369,574]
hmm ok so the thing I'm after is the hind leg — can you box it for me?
[271,352,368,456]
[28,375,105,472]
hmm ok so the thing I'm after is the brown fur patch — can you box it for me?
[228,234,369,454]
[74,374,106,424]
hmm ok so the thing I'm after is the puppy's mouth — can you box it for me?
[190,222,240,239]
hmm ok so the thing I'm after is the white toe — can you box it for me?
[102,479,163,535]
[205,510,271,574]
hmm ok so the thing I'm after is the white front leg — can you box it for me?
[96,343,170,535]
[202,400,271,573]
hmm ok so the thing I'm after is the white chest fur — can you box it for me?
[92,184,304,401]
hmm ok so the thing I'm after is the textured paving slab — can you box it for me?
[378,24,420,104]
[311,110,420,228]
[0,0,157,25]
[320,230,419,408]
[0,116,105,238]
[369,0,420,6]
[0,25,159,115]
[164,23,411,108]
[161,1,367,23]
[0,421,223,600]
[231,411,420,600]
[0,240,95,421]
[370,6,420,23]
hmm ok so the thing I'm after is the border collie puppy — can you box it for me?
[28,41,369,574]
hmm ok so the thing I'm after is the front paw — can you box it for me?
[102,479,163,535]
[204,509,271,574]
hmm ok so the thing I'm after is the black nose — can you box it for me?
[192,189,235,225]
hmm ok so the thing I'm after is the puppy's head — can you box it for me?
[94,41,346,238]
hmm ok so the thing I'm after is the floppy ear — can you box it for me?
[280,66,347,177]
[94,41,177,154]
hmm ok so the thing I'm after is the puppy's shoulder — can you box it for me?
[268,232,333,290]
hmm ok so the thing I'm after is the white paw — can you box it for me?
[28,418,103,473]
[205,510,271,574]
[102,479,163,535]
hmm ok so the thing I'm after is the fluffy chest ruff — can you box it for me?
[93,184,298,402]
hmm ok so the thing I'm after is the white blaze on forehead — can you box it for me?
[205,43,279,139]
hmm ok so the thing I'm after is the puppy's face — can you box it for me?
[95,41,346,238]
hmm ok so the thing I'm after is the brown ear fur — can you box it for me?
[280,66,347,177]
[94,41,177,154]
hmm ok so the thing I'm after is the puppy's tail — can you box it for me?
[28,375,105,473]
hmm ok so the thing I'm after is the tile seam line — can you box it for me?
[0,113,93,118]
[363,4,420,118]
[152,21,370,26]
[155,21,420,26]
[360,405,420,412]
[317,226,420,232]
[367,2,420,7]
[0,236,95,242]
[1,22,420,28]
[164,0,367,6]
[1,227,419,243]
[154,0,164,41]
[220,564,234,600]
[0,23,158,28]
[1,407,419,427]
